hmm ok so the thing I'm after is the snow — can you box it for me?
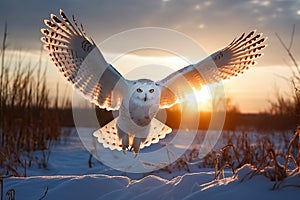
[2,129,300,199]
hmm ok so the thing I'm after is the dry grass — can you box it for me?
[153,126,300,187]
[207,127,299,185]
[0,25,69,176]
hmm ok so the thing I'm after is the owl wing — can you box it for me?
[93,117,172,151]
[157,30,267,108]
[41,9,127,110]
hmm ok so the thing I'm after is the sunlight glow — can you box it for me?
[193,86,211,103]
[184,86,212,111]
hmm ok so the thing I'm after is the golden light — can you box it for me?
[194,86,211,103]
[184,86,212,111]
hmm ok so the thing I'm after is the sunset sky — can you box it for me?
[1,0,300,113]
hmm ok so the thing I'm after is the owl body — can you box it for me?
[91,78,171,155]
[116,79,161,153]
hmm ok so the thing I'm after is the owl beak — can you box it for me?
[144,94,147,102]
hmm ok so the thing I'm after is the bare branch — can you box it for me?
[275,31,299,74]
[288,24,296,51]
[0,22,7,96]
[273,26,300,116]
[292,80,299,92]
[273,73,290,82]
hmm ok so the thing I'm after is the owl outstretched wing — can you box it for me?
[41,9,127,110]
[157,30,267,108]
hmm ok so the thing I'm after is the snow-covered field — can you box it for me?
[2,129,300,200]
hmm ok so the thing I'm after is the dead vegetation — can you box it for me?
[155,126,299,189]
[0,24,69,176]
[268,25,300,117]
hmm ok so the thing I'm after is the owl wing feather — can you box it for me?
[41,9,127,110]
[157,30,267,108]
[93,117,172,151]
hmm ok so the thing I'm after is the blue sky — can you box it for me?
[1,0,300,112]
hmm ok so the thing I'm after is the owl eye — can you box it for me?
[149,89,154,93]
[136,88,143,93]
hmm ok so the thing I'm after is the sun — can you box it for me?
[193,86,211,103]
[184,86,212,111]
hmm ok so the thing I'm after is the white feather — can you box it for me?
[93,117,172,151]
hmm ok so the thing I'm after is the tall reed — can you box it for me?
[0,24,68,176]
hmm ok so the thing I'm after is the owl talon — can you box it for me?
[132,137,142,156]
[133,148,139,157]
[122,144,128,152]
[126,146,139,157]
[122,149,126,154]
[129,146,134,151]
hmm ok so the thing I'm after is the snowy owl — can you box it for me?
[41,10,267,155]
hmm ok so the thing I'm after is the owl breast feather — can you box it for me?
[128,102,155,127]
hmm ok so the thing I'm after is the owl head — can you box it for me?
[129,79,161,104]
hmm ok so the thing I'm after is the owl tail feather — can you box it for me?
[93,117,172,154]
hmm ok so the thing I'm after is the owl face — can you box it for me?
[130,80,160,104]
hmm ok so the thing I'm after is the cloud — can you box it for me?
[0,0,299,66]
